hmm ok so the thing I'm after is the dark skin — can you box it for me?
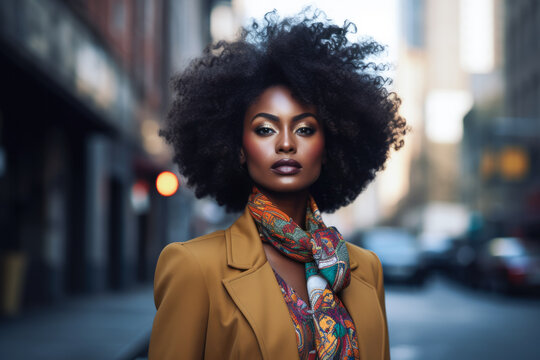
[240,85,326,303]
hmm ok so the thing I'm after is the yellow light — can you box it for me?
[156,171,179,197]
[499,147,528,181]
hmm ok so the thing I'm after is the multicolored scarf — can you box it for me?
[247,186,360,360]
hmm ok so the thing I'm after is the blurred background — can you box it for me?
[0,0,539,359]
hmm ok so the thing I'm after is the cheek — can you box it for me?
[308,136,326,164]
[242,135,272,166]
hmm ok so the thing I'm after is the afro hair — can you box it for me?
[161,9,408,213]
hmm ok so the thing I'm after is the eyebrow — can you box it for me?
[250,112,318,123]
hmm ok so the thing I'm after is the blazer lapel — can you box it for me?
[222,208,299,360]
[340,259,385,360]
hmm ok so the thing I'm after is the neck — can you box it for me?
[257,187,309,229]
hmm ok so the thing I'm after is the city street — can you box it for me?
[0,286,155,360]
[1,0,539,359]
[387,276,540,360]
[1,274,539,359]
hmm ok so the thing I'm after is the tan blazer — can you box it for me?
[149,207,390,360]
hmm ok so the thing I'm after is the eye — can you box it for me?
[296,126,315,136]
[255,126,275,136]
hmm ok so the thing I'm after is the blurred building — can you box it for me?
[386,0,508,256]
[0,0,212,315]
[505,0,540,120]
[392,0,475,233]
[460,0,539,240]
[394,0,428,218]
[460,0,540,239]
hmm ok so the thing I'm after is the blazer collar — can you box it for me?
[340,272,386,360]
[223,207,383,360]
[225,207,267,270]
[222,207,299,359]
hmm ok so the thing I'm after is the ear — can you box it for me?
[239,148,246,164]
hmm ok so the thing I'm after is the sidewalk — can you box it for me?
[0,286,155,360]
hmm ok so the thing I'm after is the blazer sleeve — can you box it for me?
[148,242,209,360]
[370,250,390,360]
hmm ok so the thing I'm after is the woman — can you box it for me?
[149,10,407,360]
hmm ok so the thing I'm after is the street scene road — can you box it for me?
[0,287,155,360]
[387,276,540,360]
[1,1,540,360]
[1,274,539,359]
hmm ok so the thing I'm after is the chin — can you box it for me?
[255,180,314,195]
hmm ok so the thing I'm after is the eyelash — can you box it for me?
[254,126,315,136]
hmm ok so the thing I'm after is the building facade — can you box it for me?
[0,0,211,314]
[460,0,539,239]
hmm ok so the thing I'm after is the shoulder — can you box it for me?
[153,229,230,305]
[346,242,383,288]
[155,229,229,279]
[159,229,227,264]
[155,229,229,280]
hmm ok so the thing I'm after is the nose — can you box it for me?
[276,130,296,154]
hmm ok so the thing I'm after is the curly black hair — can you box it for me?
[161,9,408,213]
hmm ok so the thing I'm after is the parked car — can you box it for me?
[356,228,428,286]
[477,237,540,294]
[417,232,454,272]
[446,236,481,286]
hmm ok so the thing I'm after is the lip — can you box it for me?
[271,159,302,168]
[271,159,302,175]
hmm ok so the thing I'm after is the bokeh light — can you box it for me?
[156,171,179,197]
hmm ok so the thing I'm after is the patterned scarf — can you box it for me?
[248,186,359,360]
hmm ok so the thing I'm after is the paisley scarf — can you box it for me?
[247,186,360,360]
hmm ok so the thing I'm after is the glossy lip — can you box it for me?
[271,158,302,169]
[271,159,302,175]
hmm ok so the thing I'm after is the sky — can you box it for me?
[234,0,400,65]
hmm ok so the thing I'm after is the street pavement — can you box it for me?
[1,276,539,360]
[386,275,540,360]
[0,285,155,360]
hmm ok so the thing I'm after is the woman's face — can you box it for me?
[241,85,325,195]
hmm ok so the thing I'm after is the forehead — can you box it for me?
[245,85,316,118]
